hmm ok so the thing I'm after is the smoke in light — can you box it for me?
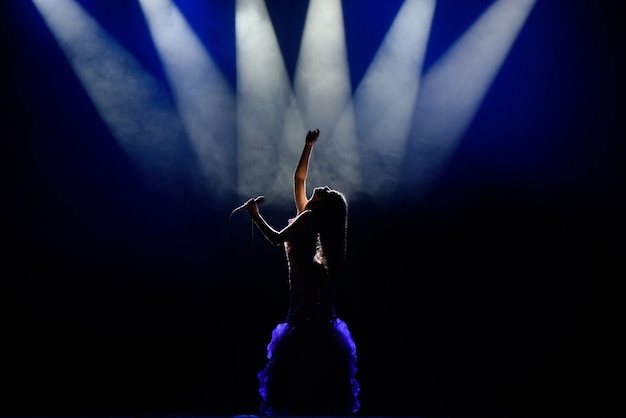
[235,0,300,204]
[236,0,361,205]
[139,0,237,199]
[350,0,436,201]
[293,0,361,198]
[32,0,538,207]
[403,0,538,200]
[32,0,191,191]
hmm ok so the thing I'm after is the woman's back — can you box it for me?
[284,211,337,325]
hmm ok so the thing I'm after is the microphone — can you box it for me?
[232,195,265,214]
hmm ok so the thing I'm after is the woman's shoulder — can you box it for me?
[290,209,313,223]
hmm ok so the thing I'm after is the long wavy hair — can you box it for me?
[307,189,347,280]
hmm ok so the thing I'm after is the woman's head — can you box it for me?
[306,186,347,221]
[306,186,347,276]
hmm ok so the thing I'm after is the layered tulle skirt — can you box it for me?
[257,318,360,416]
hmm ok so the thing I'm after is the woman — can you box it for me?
[244,129,360,416]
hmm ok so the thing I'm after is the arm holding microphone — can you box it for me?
[230,195,281,245]
[243,196,283,246]
[245,196,314,247]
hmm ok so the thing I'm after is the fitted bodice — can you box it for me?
[284,217,336,325]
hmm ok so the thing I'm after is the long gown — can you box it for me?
[257,213,360,416]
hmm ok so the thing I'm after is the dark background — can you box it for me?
[3,0,625,416]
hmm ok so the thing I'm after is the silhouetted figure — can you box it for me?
[242,129,359,416]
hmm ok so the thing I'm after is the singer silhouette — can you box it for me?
[241,129,359,416]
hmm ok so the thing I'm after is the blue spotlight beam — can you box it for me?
[139,0,237,199]
[32,0,191,192]
[351,0,436,202]
[294,0,360,197]
[403,0,538,201]
[237,0,361,203]
[235,0,302,203]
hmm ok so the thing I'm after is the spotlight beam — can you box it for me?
[139,0,236,198]
[294,0,360,196]
[351,0,436,200]
[32,0,191,190]
[403,0,538,200]
[235,0,303,203]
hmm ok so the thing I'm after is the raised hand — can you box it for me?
[305,129,319,145]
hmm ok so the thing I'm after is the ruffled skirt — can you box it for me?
[257,318,360,416]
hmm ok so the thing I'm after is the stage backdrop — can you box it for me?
[3,0,624,416]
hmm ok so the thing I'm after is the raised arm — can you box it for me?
[294,129,319,214]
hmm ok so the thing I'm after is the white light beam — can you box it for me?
[32,0,191,191]
[294,0,360,197]
[235,0,304,204]
[404,0,537,200]
[139,0,237,199]
[351,0,436,200]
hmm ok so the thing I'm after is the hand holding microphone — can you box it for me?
[232,195,265,215]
